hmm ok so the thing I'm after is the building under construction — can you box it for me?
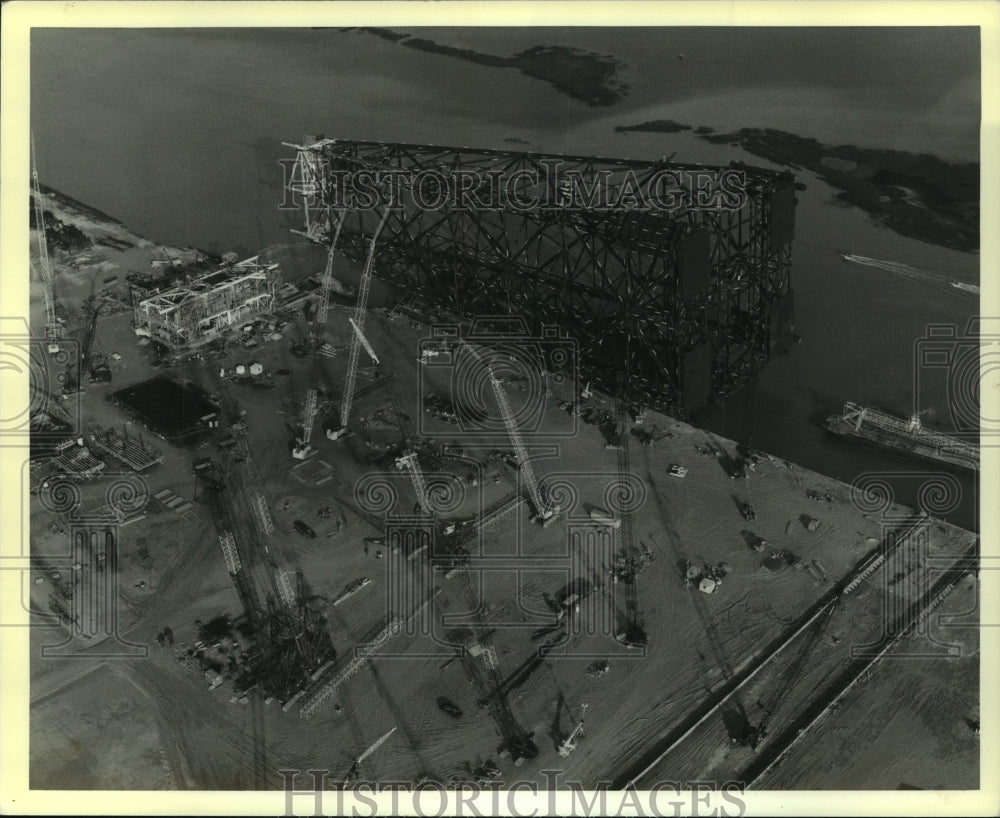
[285,139,796,415]
[132,255,281,350]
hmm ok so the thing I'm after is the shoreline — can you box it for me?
[358,27,629,107]
[617,121,979,253]
[36,183,220,264]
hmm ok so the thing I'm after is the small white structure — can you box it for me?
[698,577,718,594]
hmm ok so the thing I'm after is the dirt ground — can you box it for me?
[30,662,178,789]
[756,577,980,790]
[27,191,979,791]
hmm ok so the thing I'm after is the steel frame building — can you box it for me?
[286,139,795,414]
[133,255,281,350]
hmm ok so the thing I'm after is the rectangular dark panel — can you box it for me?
[681,341,713,410]
[680,228,712,301]
[768,184,796,248]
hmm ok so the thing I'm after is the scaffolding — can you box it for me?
[89,425,164,472]
[133,255,281,350]
[219,531,243,575]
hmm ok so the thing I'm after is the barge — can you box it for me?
[824,401,978,472]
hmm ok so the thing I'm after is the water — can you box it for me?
[30,27,981,529]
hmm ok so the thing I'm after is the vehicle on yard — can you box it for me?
[294,519,317,539]
[437,696,463,718]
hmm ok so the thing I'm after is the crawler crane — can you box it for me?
[327,209,390,441]
[557,703,589,757]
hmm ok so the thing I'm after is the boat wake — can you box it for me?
[839,252,979,298]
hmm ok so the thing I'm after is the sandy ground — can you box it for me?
[27,192,978,790]
[30,662,178,789]
[630,528,977,788]
[756,577,980,790]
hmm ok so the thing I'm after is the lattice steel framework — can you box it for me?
[286,139,795,413]
[134,255,282,350]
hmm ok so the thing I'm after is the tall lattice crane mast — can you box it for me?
[313,209,346,329]
[349,317,380,364]
[292,388,318,459]
[460,339,557,524]
[328,209,390,441]
[614,392,646,647]
[29,258,58,354]
[31,134,61,354]
[394,452,432,515]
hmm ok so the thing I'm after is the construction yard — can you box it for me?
[26,184,979,792]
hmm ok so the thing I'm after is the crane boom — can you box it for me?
[314,210,346,327]
[349,317,380,364]
[460,339,555,522]
[301,388,318,445]
[491,368,550,518]
[31,133,61,352]
[30,258,57,345]
[557,703,588,757]
[395,452,432,515]
[343,724,398,784]
[292,388,319,459]
[31,136,52,294]
[615,396,646,647]
[329,209,390,439]
[357,726,397,764]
